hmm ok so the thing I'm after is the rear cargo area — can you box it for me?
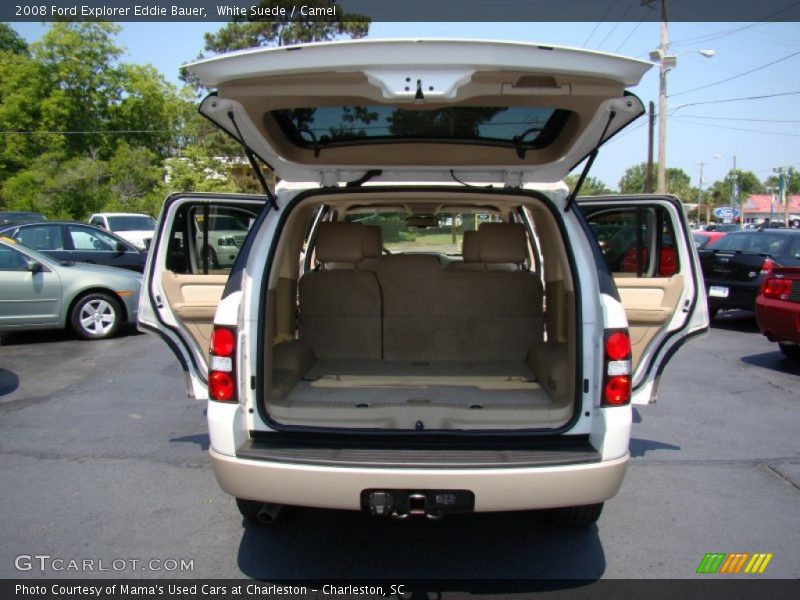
[261,191,578,431]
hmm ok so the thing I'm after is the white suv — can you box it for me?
[140,40,707,526]
[89,212,156,251]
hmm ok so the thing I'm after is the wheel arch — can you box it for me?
[64,287,129,329]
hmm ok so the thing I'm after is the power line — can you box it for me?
[676,114,800,123]
[596,1,636,50]
[670,49,800,97]
[582,0,619,48]
[614,18,645,54]
[673,117,800,137]
[669,1,800,47]
[670,90,800,111]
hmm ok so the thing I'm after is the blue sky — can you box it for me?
[12,20,800,191]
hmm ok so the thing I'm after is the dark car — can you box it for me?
[699,229,800,319]
[0,211,47,226]
[756,267,800,360]
[0,221,146,273]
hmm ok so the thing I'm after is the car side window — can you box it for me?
[166,204,257,275]
[585,206,678,278]
[68,226,118,251]
[0,244,28,271]
[15,225,65,251]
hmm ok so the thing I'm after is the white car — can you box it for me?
[140,40,708,526]
[88,212,156,251]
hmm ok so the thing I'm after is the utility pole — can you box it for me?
[646,101,655,193]
[774,166,795,224]
[730,155,737,224]
[697,162,706,224]
[656,0,669,194]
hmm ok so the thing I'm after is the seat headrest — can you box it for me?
[363,225,383,259]
[315,222,364,264]
[461,230,479,262]
[478,223,528,264]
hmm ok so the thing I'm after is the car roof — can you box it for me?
[91,212,151,217]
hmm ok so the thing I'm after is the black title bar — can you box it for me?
[5,0,800,22]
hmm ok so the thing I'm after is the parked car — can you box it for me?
[194,212,253,269]
[0,211,46,226]
[692,230,726,249]
[0,237,141,339]
[756,267,800,360]
[699,229,800,319]
[0,221,146,273]
[88,212,156,251]
[705,223,742,233]
[139,39,708,527]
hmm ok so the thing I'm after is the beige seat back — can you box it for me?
[377,225,543,361]
[448,230,484,271]
[299,222,382,359]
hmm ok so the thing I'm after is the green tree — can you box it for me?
[707,169,765,208]
[565,174,612,195]
[32,22,125,158]
[763,169,799,194]
[104,143,164,214]
[618,163,693,200]
[0,23,28,55]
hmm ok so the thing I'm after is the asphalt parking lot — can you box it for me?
[0,313,798,581]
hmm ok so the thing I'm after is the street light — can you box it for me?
[650,47,716,194]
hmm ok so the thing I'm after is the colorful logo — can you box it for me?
[696,552,773,574]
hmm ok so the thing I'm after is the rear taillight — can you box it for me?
[209,326,237,402]
[760,258,778,276]
[603,329,632,406]
[761,276,792,300]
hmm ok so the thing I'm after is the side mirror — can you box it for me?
[115,241,127,254]
[26,260,42,273]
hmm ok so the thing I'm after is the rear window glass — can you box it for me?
[107,216,156,231]
[272,106,571,150]
[710,232,789,254]
[345,212,501,255]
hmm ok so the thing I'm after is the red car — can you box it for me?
[692,230,726,250]
[756,267,800,359]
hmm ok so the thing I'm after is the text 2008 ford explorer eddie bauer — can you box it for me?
[139,39,708,526]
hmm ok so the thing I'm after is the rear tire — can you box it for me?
[548,503,604,528]
[708,306,719,321]
[778,343,800,360]
[70,292,122,340]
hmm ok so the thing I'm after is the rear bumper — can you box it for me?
[756,296,800,344]
[705,280,760,311]
[209,448,629,512]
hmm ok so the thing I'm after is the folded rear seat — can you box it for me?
[298,222,382,359]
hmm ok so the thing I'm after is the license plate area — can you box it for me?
[362,489,475,519]
[709,285,730,298]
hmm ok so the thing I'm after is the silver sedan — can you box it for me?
[0,237,141,340]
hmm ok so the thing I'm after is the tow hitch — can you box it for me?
[362,490,474,520]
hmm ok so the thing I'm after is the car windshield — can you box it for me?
[709,232,789,255]
[107,216,156,231]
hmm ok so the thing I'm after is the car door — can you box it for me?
[579,195,709,404]
[63,224,143,271]
[0,241,61,329]
[11,223,69,263]
[138,193,267,399]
